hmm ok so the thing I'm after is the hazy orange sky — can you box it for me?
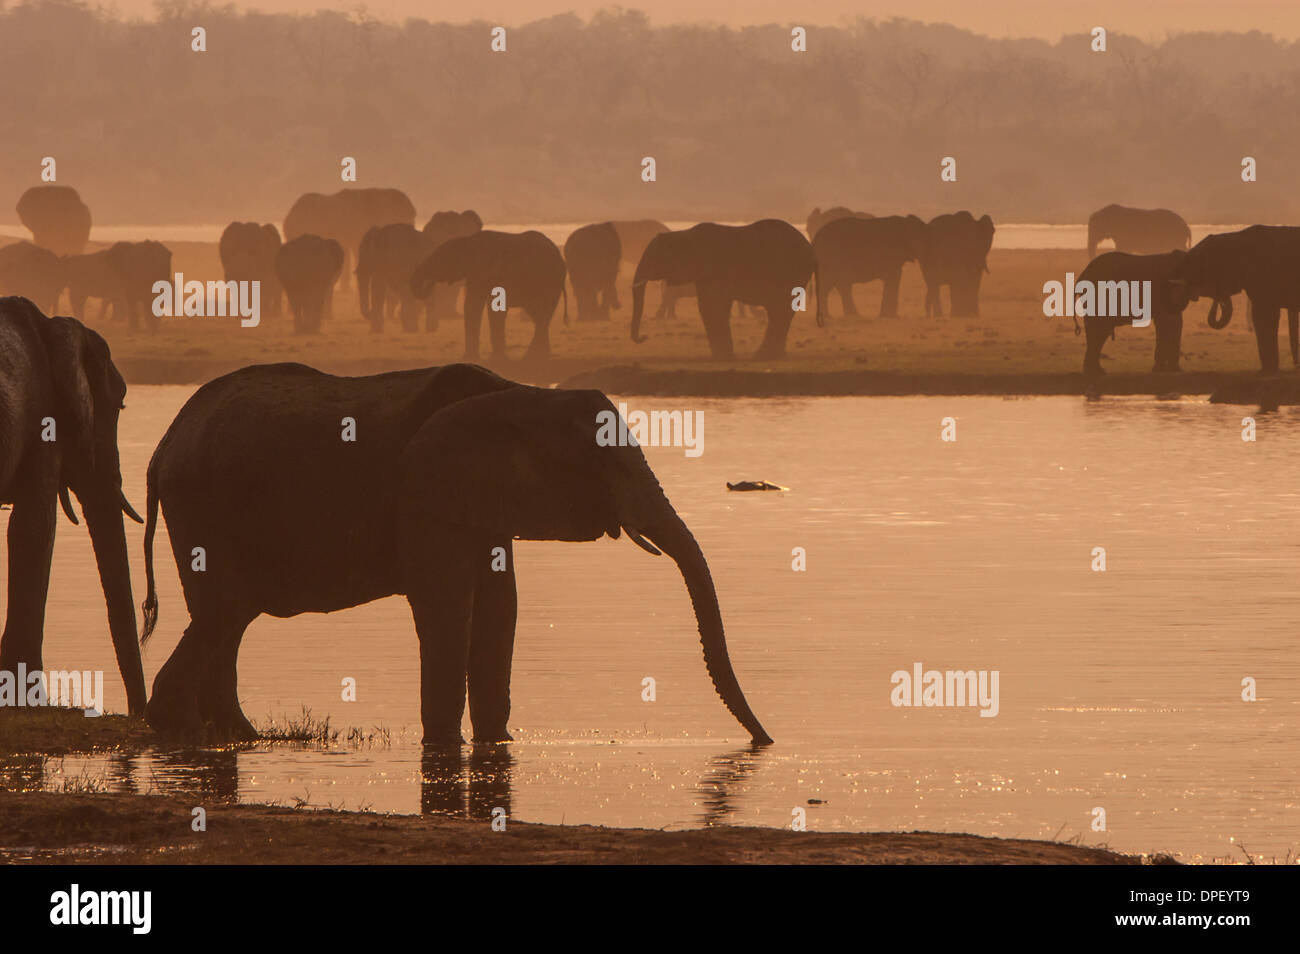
[108,0,1300,39]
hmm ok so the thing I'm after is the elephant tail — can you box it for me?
[140,463,160,645]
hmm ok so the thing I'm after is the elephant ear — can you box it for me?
[399,387,621,542]
[38,315,97,473]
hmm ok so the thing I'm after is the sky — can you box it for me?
[100,0,1300,40]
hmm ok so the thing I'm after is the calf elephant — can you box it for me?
[284,188,416,295]
[356,223,435,333]
[631,220,816,360]
[16,186,92,257]
[276,235,344,335]
[219,223,282,320]
[104,241,172,332]
[1087,204,1191,260]
[920,212,995,318]
[409,230,567,361]
[1076,250,1192,375]
[422,211,484,323]
[564,222,622,321]
[0,296,146,713]
[0,243,64,315]
[812,214,926,318]
[806,206,873,241]
[1172,226,1300,373]
[140,362,771,746]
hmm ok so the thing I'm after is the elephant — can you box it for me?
[631,220,816,360]
[811,214,926,318]
[276,235,344,335]
[16,186,92,257]
[1087,204,1191,260]
[1171,226,1300,373]
[564,222,622,322]
[0,296,146,714]
[103,241,172,332]
[63,249,123,323]
[0,243,64,315]
[806,206,874,241]
[284,188,416,295]
[1076,250,1192,375]
[409,230,567,361]
[422,211,484,323]
[138,362,771,746]
[219,223,282,321]
[920,212,995,318]
[610,220,694,319]
[356,223,435,333]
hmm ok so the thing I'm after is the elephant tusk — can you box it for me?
[626,528,663,556]
[58,486,80,525]
[120,488,144,524]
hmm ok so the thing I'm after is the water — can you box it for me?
[4,391,1298,862]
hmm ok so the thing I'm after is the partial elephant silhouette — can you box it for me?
[1077,250,1192,375]
[1171,226,1300,372]
[631,220,816,360]
[421,210,483,323]
[63,249,122,323]
[409,230,567,361]
[0,296,146,713]
[104,241,172,332]
[16,186,92,257]
[1087,204,1191,260]
[564,222,622,322]
[806,206,874,241]
[611,220,692,319]
[920,212,995,318]
[139,363,771,746]
[283,188,415,296]
[356,223,435,333]
[812,214,926,318]
[0,243,64,315]
[276,234,344,335]
[219,223,282,321]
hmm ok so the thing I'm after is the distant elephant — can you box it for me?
[812,214,926,318]
[0,296,146,714]
[276,234,344,335]
[1077,250,1192,375]
[422,210,484,322]
[632,220,816,359]
[139,362,771,746]
[63,249,122,322]
[1171,226,1300,372]
[284,188,416,295]
[610,220,688,319]
[356,223,436,333]
[410,230,567,360]
[1087,204,1191,260]
[16,186,92,257]
[564,222,622,321]
[219,223,282,320]
[806,206,874,241]
[0,243,64,314]
[104,241,172,332]
[920,212,995,318]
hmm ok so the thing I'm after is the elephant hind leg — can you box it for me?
[196,613,258,741]
[467,538,516,743]
[754,300,795,360]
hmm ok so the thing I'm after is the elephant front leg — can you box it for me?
[462,287,487,360]
[406,540,477,745]
[467,538,517,743]
[697,286,735,360]
[1252,301,1281,372]
[839,280,860,318]
[0,487,58,683]
[879,271,901,318]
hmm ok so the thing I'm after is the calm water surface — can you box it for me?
[5,391,1298,862]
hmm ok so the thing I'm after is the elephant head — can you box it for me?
[16,186,93,257]
[410,234,478,298]
[1171,233,1241,329]
[38,313,147,713]
[630,230,704,343]
[1086,204,1121,260]
[400,385,772,745]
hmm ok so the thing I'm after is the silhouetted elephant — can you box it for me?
[219,223,282,320]
[422,211,484,323]
[1077,250,1192,375]
[63,249,122,322]
[139,362,771,746]
[633,220,816,359]
[806,206,873,240]
[610,220,686,319]
[284,188,415,295]
[1171,226,1300,372]
[564,223,622,321]
[920,212,995,318]
[410,231,567,361]
[812,214,926,318]
[16,186,92,257]
[0,243,64,314]
[1087,204,1191,260]
[0,296,146,714]
[356,223,436,333]
[103,241,172,332]
[276,235,344,335]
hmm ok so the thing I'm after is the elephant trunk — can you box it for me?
[641,501,771,745]
[80,485,147,715]
[1207,296,1233,329]
[631,280,648,343]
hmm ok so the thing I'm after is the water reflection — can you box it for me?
[695,745,768,826]
[420,743,514,820]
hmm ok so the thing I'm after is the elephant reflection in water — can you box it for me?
[421,743,514,819]
[695,745,768,827]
